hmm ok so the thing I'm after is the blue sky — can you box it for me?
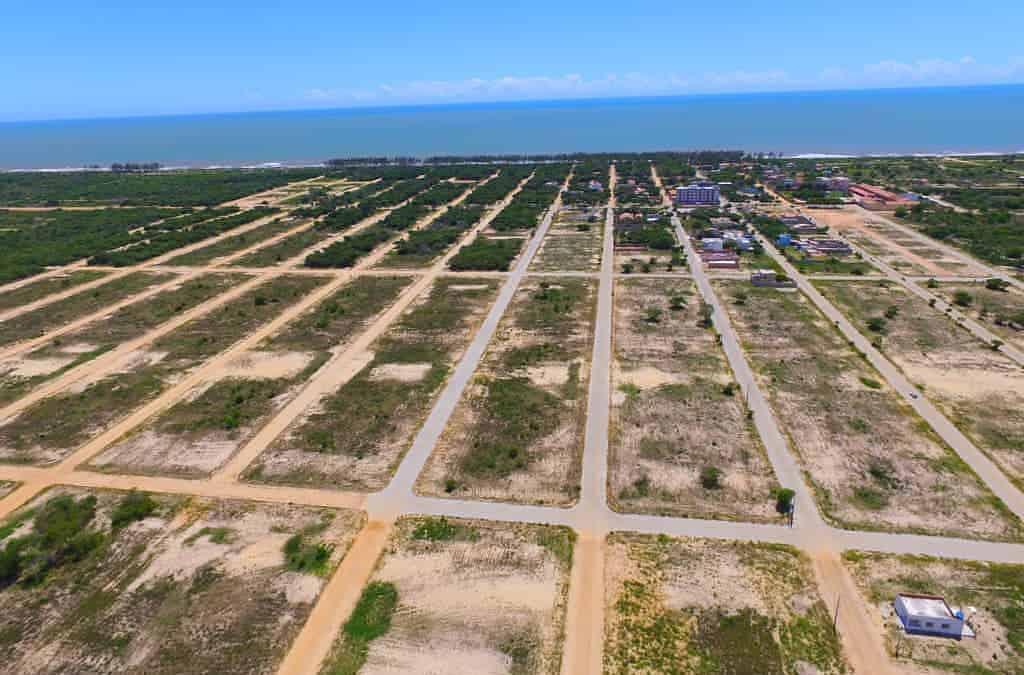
[3,0,1023,122]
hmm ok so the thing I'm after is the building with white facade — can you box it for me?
[675,182,720,206]
[895,593,965,638]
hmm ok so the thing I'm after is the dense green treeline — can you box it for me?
[448,236,523,271]
[901,202,1024,268]
[88,207,278,266]
[464,166,534,205]
[390,206,485,262]
[490,164,570,231]
[0,169,321,207]
[0,208,180,283]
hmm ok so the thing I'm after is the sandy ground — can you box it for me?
[331,518,571,675]
[604,533,849,674]
[222,350,313,379]
[609,278,780,523]
[368,362,432,382]
[843,551,1023,674]
[717,280,1019,541]
[808,209,954,276]
[417,278,597,506]
[1,486,363,675]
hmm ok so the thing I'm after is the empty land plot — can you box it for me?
[0,271,174,349]
[609,278,780,522]
[604,533,848,675]
[418,278,596,505]
[0,274,326,465]
[529,206,604,272]
[245,278,501,490]
[0,269,107,313]
[0,486,362,675]
[90,276,412,477]
[929,282,1024,352]
[714,280,1022,541]
[811,210,937,275]
[817,280,1024,490]
[231,226,325,267]
[843,550,1024,674]
[318,516,573,675]
[0,273,244,408]
[164,216,299,266]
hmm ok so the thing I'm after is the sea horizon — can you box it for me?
[2,83,1022,170]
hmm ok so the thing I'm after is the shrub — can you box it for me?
[700,466,723,490]
[884,305,899,319]
[866,316,887,333]
[110,490,158,529]
[953,290,973,307]
[859,376,882,389]
[985,277,1010,292]
[283,534,333,574]
[643,307,663,324]
[722,382,737,397]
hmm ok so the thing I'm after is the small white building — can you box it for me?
[895,593,965,638]
[701,238,724,251]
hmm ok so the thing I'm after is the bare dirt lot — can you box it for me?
[604,533,848,674]
[529,206,604,272]
[246,277,501,491]
[609,278,781,522]
[715,280,1022,541]
[817,280,1024,492]
[0,486,363,675]
[318,517,574,675]
[88,276,411,478]
[416,277,597,505]
[807,209,969,277]
[843,550,1024,674]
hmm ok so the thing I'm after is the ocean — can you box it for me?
[1,85,1022,170]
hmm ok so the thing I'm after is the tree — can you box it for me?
[953,290,974,307]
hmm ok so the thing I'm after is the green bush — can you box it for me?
[110,490,159,529]
[282,534,333,574]
[700,466,723,490]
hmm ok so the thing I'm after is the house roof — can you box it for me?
[898,593,955,619]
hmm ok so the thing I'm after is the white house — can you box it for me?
[895,593,965,638]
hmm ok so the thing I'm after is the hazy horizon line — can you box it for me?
[4,81,1023,126]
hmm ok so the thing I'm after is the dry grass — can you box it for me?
[0,486,362,675]
[605,533,848,674]
[609,278,781,522]
[416,277,596,505]
[247,278,501,491]
[529,207,604,272]
[818,280,1024,492]
[715,280,1023,541]
[843,550,1024,674]
[319,517,574,675]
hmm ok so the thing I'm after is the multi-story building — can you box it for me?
[675,182,720,206]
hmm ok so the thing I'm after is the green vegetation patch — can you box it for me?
[448,235,525,271]
[0,269,107,313]
[607,534,847,675]
[320,581,399,675]
[0,270,173,348]
[0,275,325,463]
